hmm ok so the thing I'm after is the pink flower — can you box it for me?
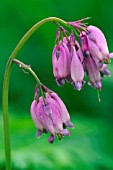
[30,89,73,143]
[85,55,102,90]
[80,33,102,90]
[75,40,84,63]
[80,32,90,57]
[50,92,74,128]
[85,25,112,65]
[52,21,112,91]
[52,44,70,85]
[71,46,85,90]
[56,34,85,91]
[30,100,44,131]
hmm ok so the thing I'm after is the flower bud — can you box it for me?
[80,34,90,58]
[87,25,110,63]
[30,100,44,135]
[50,92,74,128]
[75,41,84,63]
[85,55,102,90]
[52,44,69,85]
[71,46,84,90]
[62,42,71,75]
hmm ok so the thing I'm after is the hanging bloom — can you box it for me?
[30,100,44,132]
[62,34,85,90]
[62,41,72,80]
[52,44,70,86]
[75,40,84,63]
[80,33,90,57]
[52,20,112,92]
[71,46,85,90]
[50,92,74,128]
[80,33,102,90]
[85,55,102,90]
[87,25,109,62]
[61,34,76,82]
[30,87,74,143]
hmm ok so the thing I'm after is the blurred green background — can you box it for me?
[0,0,113,169]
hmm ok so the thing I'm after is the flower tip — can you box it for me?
[84,50,90,58]
[104,71,111,77]
[62,129,70,136]
[94,81,102,90]
[48,135,55,144]
[36,130,43,138]
[97,61,103,68]
[109,53,113,58]
[79,17,91,22]
[74,81,84,91]
[65,121,74,129]
[56,78,66,86]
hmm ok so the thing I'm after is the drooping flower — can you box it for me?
[53,30,85,91]
[52,44,70,86]
[69,35,85,91]
[50,92,74,128]
[75,40,84,63]
[52,19,112,92]
[87,25,110,63]
[70,46,85,90]
[30,100,44,132]
[80,33,102,90]
[85,55,102,90]
[30,86,74,143]
[62,41,71,76]
[80,25,113,68]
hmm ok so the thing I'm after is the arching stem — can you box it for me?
[2,17,67,170]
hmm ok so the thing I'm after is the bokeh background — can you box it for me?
[0,0,113,169]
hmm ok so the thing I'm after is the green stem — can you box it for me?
[13,59,46,104]
[2,17,67,170]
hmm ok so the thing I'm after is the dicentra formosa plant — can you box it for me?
[2,17,113,170]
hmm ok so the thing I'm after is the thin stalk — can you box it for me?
[54,21,70,42]
[2,17,67,170]
[12,59,46,104]
[97,90,101,102]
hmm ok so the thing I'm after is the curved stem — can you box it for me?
[2,17,67,170]
[13,59,46,104]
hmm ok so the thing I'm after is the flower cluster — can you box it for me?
[30,85,74,143]
[52,19,112,91]
[30,18,112,143]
